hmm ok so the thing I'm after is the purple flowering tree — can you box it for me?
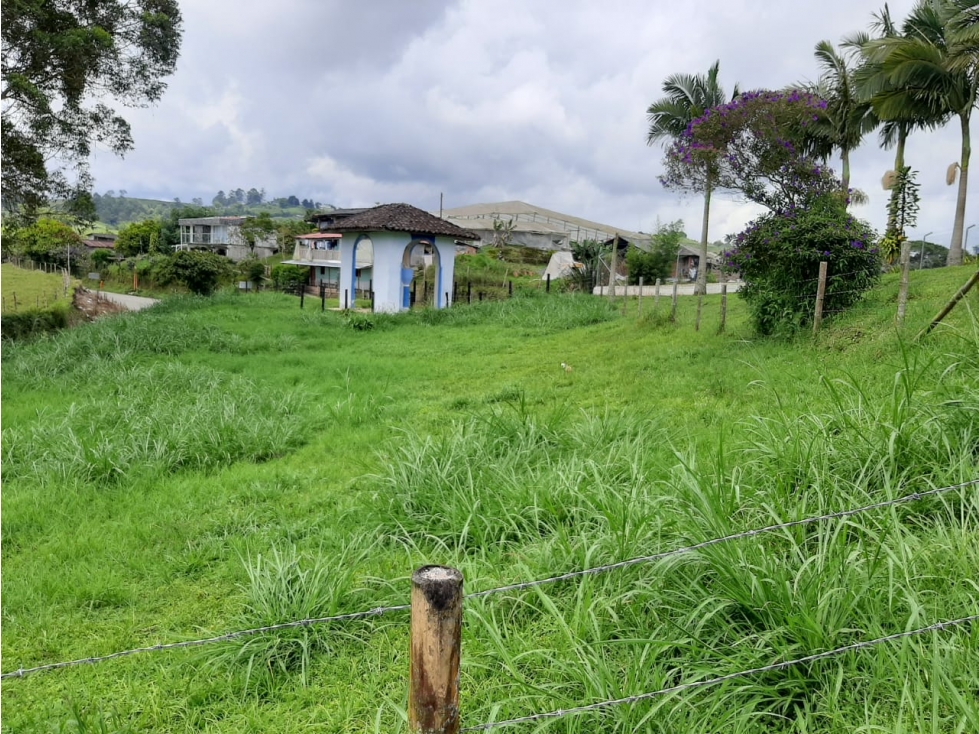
[661,90,843,212]
[723,195,881,335]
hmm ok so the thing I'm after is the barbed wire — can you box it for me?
[461,614,979,732]
[0,604,410,681]
[467,479,977,599]
[3,478,976,681]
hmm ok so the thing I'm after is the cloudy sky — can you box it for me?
[90,0,976,249]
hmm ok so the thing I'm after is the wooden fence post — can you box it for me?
[608,234,619,302]
[409,565,463,734]
[813,261,828,335]
[670,281,678,323]
[637,276,644,317]
[343,288,348,310]
[916,270,979,340]
[695,293,703,331]
[508,280,513,298]
[445,292,449,309]
[896,241,912,326]
[719,283,728,333]
[546,273,551,293]
[467,281,472,304]
[321,282,326,312]
[654,278,661,309]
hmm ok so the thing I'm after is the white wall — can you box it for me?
[338,231,457,313]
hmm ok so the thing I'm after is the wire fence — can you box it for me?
[460,614,979,732]
[3,478,975,682]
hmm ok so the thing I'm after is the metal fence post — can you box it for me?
[467,281,472,304]
[695,293,703,331]
[300,286,305,309]
[670,281,678,323]
[637,276,644,317]
[409,566,463,734]
[546,273,551,293]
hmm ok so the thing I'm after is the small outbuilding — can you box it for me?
[327,203,480,313]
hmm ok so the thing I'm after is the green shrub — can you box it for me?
[270,263,307,291]
[170,250,232,295]
[726,195,881,335]
[0,301,71,341]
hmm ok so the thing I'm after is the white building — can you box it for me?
[177,216,278,262]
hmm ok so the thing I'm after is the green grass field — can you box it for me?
[2,266,978,732]
[1,264,76,314]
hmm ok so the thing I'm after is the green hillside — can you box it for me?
[2,266,977,732]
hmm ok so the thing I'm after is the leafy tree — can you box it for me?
[1,1,183,218]
[880,166,922,264]
[245,187,263,206]
[238,212,276,252]
[90,248,115,268]
[10,218,83,264]
[662,90,842,213]
[274,218,316,252]
[647,61,739,295]
[287,195,300,207]
[269,263,307,292]
[116,219,165,257]
[301,198,313,209]
[794,41,878,192]
[725,194,881,335]
[238,256,266,289]
[232,188,245,204]
[626,221,685,284]
[861,0,978,266]
[57,189,99,234]
[170,250,231,295]
[213,190,228,207]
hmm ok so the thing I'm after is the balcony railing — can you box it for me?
[291,246,371,267]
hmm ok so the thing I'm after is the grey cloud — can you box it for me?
[90,0,974,249]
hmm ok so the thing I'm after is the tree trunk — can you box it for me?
[894,125,907,171]
[947,113,970,267]
[696,183,711,296]
[841,149,850,194]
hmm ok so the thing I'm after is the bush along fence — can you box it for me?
[3,479,977,732]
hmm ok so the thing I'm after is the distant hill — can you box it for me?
[92,194,328,230]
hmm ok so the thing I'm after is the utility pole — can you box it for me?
[919,232,932,271]
[608,234,619,301]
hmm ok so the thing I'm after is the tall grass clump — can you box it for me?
[452,356,977,731]
[1,362,312,485]
[201,542,374,693]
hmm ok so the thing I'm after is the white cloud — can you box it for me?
[88,0,976,248]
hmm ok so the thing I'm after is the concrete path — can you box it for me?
[592,281,743,297]
[99,291,160,311]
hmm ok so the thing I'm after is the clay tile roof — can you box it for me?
[325,203,480,240]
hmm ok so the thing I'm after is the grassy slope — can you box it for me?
[0,265,76,313]
[1,266,978,732]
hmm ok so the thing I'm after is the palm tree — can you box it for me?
[798,41,878,193]
[647,61,739,295]
[862,0,979,266]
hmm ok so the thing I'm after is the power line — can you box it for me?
[461,614,979,731]
[3,478,975,681]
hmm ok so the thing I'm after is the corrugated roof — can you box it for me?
[439,200,648,244]
[326,203,480,240]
